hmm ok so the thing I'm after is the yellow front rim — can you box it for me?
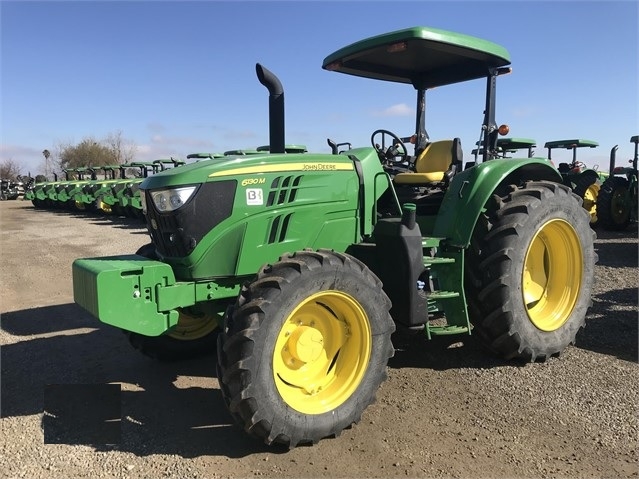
[583,183,600,223]
[166,310,219,340]
[273,291,372,414]
[99,200,113,214]
[523,219,583,331]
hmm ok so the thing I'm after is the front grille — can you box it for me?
[144,180,237,258]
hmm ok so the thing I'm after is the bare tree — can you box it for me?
[104,130,137,164]
[0,159,23,180]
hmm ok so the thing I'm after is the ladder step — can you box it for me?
[428,325,470,336]
[423,257,455,266]
[429,290,460,299]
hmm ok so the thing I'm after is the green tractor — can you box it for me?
[72,26,596,448]
[101,162,157,218]
[40,168,91,209]
[75,165,124,213]
[596,135,638,230]
[544,139,604,226]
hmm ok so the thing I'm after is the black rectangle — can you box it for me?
[43,384,121,445]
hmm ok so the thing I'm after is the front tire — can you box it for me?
[216,250,395,447]
[466,181,596,361]
[596,176,632,230]
[126,243,220,361]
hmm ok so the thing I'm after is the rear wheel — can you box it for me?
[596,176,632,230]
[466,181,596,361]
[216,250,394,447]
[126,243,220,361]
[572,175,601,227]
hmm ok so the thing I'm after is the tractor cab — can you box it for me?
[322,26,513,186]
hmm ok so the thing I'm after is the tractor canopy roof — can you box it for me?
[322,26,511,89]
[257,144,309,153]
[544,139,599,149]
[187,153,226,159]
[224,149,261,156]
[497,138,537,150]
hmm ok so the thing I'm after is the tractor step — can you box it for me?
[428,325,470,335]
[423,257,455,266]
[429,290,460,299]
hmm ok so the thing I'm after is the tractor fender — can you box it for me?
[571,168,600,185]
[433,159,563,248]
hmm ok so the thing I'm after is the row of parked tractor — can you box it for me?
[21,146,307,219]
[469,135,639,231]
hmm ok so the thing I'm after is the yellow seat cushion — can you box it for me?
[394,140,454,185]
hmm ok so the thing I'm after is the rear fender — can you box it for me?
[433,159,562,248]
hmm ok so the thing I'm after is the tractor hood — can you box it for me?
[139,152,354,191]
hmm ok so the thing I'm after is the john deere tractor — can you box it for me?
[72,26,596,448]
[544,139,604,226]
[596,135,638,230]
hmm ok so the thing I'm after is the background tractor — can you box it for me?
[544,139,604,226]
[468,137,537,168]
[596,135,638,230]
[72,26,596,448]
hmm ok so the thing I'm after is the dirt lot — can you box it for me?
[1,199,637,479]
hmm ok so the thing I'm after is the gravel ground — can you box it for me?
[1,199,637,479]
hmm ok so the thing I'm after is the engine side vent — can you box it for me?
[268,213,293,244]
[266,175,303,207]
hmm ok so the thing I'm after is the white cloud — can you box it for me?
[371,103,414,118]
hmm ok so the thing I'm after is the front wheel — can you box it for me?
[216,250,395,447]
[126,243,220,361]
[596,176,632,230]
[466,181,596,361]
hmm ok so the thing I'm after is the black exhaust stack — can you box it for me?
[609,145,618,174]
[256,63,285,154]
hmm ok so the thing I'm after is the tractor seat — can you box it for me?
[394,138,463,185]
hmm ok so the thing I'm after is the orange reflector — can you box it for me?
[498,124,510,136]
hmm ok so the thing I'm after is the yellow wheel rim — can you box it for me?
[273,291,372,414]
[75,200,86,210]
[523,219,583,331]
[166,310,219,341]
[582,183,600,224]
[99,200,113,214]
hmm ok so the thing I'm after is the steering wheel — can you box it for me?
[371,129,409,164]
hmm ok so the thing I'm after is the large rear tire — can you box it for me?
[126,243,220,361]
[596,176,632,231]
[216,250,395,447]
[466,181,596,361]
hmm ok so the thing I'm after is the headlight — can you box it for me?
[149,186,197,212]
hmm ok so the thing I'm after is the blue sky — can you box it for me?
[1,0,637,176]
